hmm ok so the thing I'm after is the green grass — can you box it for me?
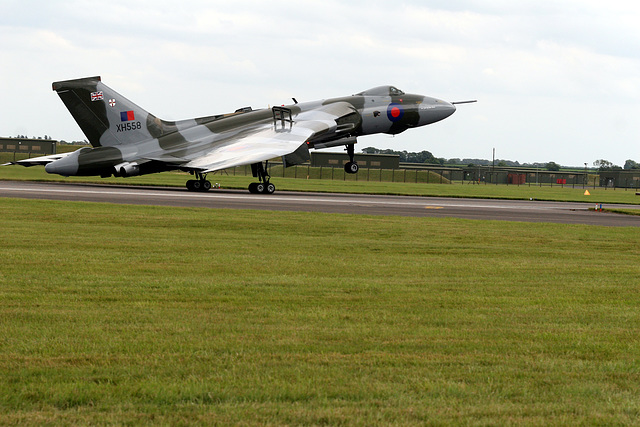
[604,208,640,216]
[1,198,640,424]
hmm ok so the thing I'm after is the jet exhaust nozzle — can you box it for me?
[114,162,140,177]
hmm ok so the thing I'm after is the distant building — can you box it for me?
[598,170,640,188]
[310,152,399,169]
[0,137,57,154]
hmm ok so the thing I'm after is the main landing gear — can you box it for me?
[186,171,212,192]
[249,162,276,194]
[344,143,359,174]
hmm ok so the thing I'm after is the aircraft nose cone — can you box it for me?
[438,101,456,120]
[419,98,456,126]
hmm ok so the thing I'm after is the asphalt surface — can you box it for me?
[1,180,639,226]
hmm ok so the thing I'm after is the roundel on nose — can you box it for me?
[387,103,404,122]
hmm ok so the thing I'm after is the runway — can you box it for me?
[1,180,639,226]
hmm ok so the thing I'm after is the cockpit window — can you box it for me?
[355,85,406,96]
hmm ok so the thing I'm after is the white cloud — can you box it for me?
[1,0,639,165]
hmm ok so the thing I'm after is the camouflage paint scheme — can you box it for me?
[11,76,459,193]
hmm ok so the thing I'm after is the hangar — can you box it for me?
[598,170,640,189]
[0,137,57,155]
[310,152,399,169]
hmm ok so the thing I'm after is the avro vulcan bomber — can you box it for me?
[9,76,473,193]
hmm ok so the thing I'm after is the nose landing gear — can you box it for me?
[344,161,359,174]
[344,143,359,174]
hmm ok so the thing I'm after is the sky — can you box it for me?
[1,0,639,167]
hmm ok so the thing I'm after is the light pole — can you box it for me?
[584,163,588,187]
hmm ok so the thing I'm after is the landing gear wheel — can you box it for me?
[345,162,359,174]
[249,161,278,194]
[187,172,212,192]
[264,183,276,194]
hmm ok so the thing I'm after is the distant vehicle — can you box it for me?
[8,76,473,193]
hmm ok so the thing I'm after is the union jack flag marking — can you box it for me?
[91,91,104,101]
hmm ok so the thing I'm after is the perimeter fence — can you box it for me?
[6,149,640,190]
[216,163,630,189]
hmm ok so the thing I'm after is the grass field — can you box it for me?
[2,198,640,424]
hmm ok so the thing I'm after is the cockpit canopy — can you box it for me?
[355,85,406,97]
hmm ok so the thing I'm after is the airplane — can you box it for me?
[7,76,473,193]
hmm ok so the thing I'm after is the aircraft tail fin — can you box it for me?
[52,76,175,147]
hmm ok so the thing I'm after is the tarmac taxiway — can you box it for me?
[0,180,639,227]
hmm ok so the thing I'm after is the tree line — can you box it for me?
[362,147,639,171]
[7,135,88,145]
[9,135,54,140]
[596,159,640,170]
